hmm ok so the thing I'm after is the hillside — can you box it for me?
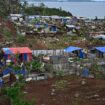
[24,6,72,16]
[24,76,105,105]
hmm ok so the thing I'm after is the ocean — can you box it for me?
[23,2,105,19]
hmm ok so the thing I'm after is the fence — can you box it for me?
[32,49,64,56]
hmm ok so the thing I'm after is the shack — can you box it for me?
[93,47,105,58]
[64,46,84,58]
[2,47,32,62]
[49,25,57,33]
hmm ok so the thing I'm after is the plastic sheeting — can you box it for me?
[64,46,82,53]
[95,47,105,53]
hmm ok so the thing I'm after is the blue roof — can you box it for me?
[3,68,12,75]
[2,48,13,54]
[95,47,105,53]
[64,46,82,53]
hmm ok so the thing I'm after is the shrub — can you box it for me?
[17,36,26,43]
[3,82,35,105]
[32,61,44,73]
[55,70,65,77]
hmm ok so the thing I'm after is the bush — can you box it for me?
[32,61,44,72]
[4,83,35,105]
[55,70,65,77]
[3,27,12,40]
[17,36,26,43]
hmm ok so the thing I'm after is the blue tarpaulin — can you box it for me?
[14,70,27,75]
[2,48,13,54]
[95,47,105,53]
[81,68,89,77]
[3,67,27,75]
[50,25,57,32]
[79,50,84,58]
[3,68,12,75]
[23,53,27,61]
[64,46,82,53]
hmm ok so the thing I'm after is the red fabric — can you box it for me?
[28,53,32,61]
[8,55,11,60]
[10,47,32,54]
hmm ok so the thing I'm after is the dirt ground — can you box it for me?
[24,76,105,105]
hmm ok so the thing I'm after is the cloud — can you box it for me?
[92,0,105,1]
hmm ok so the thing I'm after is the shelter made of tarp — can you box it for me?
[94,47,105,53]
[2,47,32,55]
[93,35,105,39]
[3,67,27,76]
[2,47,32,62]
[64,46,82,53]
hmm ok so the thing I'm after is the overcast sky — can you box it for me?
[93,0,105,1]
[22,0,105,1]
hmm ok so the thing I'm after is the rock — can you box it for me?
[88,94,99,99]
[50,89,56,96]
[23,91,28,94]
[51,92,55,96]
[25,77,32,82]
[74,93,80,98]
[52,89,55,92]
[102,98,105,101]
[81,80,86,85]
[94,94,99,98]
[96,98,100,101]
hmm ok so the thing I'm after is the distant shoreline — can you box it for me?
[21,1,105,2]
[20,1,105,19]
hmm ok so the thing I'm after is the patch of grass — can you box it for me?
[52,80,67,90]
[63,75,80,81]
[17,36,26,43]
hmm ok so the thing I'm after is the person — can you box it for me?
[20,62,25,70]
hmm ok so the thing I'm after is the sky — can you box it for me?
[92,0,105,1]
[21,0,105,1]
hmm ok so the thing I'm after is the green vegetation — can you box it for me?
[23,6,72,16]
[55,70,65,77]
[0,0,20,17]
[32,61,44,72]
[1,82,35,105]
[52,80,67,90]
[17,35,26,43]
[3,27,12,40]
[0,0,7,17]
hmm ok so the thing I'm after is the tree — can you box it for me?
[94,16,98,21]
[0,0,8,17]
[0,0,21,16]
